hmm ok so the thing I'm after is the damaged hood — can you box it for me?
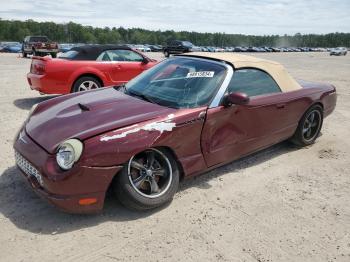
[25,88,175,153]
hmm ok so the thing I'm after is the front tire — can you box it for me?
[51,53,57,58]
[290,104,323,146]
[114,148,180,210]
[164,50,170,57]
[72,76,101,92]
[22,51,27,58]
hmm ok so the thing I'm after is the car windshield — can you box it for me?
[30,37,48,42]
[124,57,227,109]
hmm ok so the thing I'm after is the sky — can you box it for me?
[0,0,349,35]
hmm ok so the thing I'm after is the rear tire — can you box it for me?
[164,50,170,57]
[114,148,180,211]
[72,76,101,92]
[22,51,27,58]
[290,104,323,147]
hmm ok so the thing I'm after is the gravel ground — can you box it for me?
[0,52,349,262]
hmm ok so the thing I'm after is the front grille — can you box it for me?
[15,151,43,186]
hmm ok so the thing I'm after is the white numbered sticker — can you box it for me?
[186,71,214,78]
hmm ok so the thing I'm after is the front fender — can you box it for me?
[79,108,207,176]
[80,118,177,167]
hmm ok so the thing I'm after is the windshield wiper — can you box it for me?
[127,90,157,104]
[113,83,127,92]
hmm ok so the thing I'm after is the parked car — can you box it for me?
[144,46,151,52]
[58,43,73,53]
[224,47,234,52]
[233,46,247,52]
[58,43,85,53]
[330,47,347,56]
[0,43,5,52]
[27,44,157,94]
[247,47,260,52]
[214,47,225,52]
[146,45,163,52]
[206,46,216,52]
[272,47,282,52]
[22,36,59,58]
[1,42,22,53]
[132,44,151,52]
[14,52,337,213]
[163,40,201,57]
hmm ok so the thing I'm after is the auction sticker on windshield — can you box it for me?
[186,71,214,78]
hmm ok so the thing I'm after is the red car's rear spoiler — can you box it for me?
[31,56,52,61]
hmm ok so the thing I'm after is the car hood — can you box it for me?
[26,88,175,154]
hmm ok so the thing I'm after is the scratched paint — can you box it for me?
[100,115,176,142]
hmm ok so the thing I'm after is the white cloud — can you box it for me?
[0,0,349,35]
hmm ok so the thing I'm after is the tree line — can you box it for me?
[0,19,349,47]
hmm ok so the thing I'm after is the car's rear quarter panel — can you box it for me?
[297,80,337,117]
[28,59,114,94]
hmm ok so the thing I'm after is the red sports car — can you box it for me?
[14,53,337,213]
[27,45,157,94]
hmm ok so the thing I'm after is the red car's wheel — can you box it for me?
[291,104,323,146]
[114,148,180,210]
[73,76,101,92]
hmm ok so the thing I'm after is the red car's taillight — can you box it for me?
[31,62,45,75]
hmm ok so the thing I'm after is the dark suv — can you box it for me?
[163,40,201,57]
[22,36,59,58]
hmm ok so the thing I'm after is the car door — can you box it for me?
[97,49,150,85]
[201,68,295,167]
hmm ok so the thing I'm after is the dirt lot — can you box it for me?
[0,52,349,262]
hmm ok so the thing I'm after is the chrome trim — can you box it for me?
[209,64,234,108]
[127,148,172,199]
[15,151,43,186]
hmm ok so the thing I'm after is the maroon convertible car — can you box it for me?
[14,52,337,213]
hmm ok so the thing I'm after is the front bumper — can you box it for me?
[13,129,122,213]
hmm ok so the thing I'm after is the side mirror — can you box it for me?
[223,92,249,107]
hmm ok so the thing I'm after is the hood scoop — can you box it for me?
[78,103,90,112]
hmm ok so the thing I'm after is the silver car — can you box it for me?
[330,47,347,56]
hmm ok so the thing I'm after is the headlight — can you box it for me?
[56,139,83,170]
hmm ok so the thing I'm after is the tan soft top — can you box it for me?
[182,52,301,92]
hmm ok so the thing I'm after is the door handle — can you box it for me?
[276,103,286,109]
